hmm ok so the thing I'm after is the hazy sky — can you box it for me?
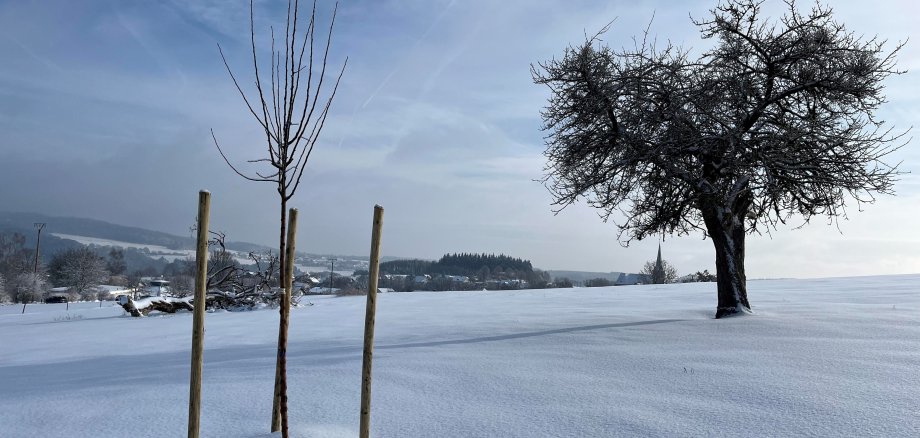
[1,0,918,278]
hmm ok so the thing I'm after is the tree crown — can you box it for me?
[533,0,906,243]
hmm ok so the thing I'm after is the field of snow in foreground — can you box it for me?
[1,275,918,437]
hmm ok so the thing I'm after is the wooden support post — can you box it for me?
[272,208,298,437]
[187,190,211,438]
[360,205,384,438]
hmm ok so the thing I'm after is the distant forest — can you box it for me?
[374,253,555,291]
[380,253,534,278]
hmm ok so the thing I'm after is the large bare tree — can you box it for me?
[212,0,346,435]
[0,232,38,303]
[532,0,905,318]
[49,247,109,300]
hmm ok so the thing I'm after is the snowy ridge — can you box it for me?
[52,232,253,265]
[1,274,918,437]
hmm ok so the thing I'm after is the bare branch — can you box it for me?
[211,130,275,183]
[217,43,279,146]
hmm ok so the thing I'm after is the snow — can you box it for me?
[51,233,185,253]
[51,233,196,262]
[1,275,918,437]
[296,264,355,276]
[131,295,191,308]
[51,233,253,265]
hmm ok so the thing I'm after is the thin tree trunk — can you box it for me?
[279,208,297,437]
[271,196,288,434]
[703,204,751,319]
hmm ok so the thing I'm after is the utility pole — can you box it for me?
[33,223,45,274]
[23,223,46,314]
[328,258,337,294]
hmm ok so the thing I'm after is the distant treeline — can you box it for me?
[379,259,433,276]
[380,253,534,277]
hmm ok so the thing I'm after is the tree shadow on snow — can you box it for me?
[0,319,687,397]
[376,319,686,350]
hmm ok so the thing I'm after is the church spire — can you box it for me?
[653,243,665,284]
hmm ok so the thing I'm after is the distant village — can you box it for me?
[1,222,715,305]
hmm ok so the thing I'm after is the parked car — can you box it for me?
[44,296,68,304]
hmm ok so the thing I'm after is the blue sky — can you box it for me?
[1,0,918,278]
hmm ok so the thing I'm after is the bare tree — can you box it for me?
[0,232,39,305]
[204,230,242,290]
[50,247,110,300]
[532,0,905,317]
[107,248,127,276]
[9,272,46,304]
[639,260,679,284]
[213,2,346,428]
[0,233,31,287]
[0,273,7,303]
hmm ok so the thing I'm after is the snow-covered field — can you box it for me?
[51,233,186,253]
[51,232,197,262]
[1,275,918,437]
[51,233,253,265]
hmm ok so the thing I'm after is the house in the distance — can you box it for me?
[93,285,134,299]
[140,277,170,297]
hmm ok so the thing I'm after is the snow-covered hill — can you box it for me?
[1,275,918,437]
[51,232,198,262]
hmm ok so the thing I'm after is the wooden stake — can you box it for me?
[360,205,384,438]
[188,190,211,438]
[272,208,298,437]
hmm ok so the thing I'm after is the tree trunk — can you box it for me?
[702,204,751,319]
[271,196,288,435]
[118,296,193,317]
